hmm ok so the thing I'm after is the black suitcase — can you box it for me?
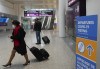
[40,49,49,59]
[42,36,50,44]
[29,47,43,61]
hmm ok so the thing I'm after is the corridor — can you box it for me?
[0,30,75,69]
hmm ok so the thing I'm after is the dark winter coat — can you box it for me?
[34,21,42,32]
[10,26,27,55]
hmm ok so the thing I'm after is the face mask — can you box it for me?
[12,25,15,29]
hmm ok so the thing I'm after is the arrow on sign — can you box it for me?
[87,45,94,56]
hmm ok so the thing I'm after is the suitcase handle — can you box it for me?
[26,45,30,49]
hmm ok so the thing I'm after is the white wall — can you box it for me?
[0,0,17,15]
[86,0,100,69]
[0,0,24,16]
[0,0,25,30]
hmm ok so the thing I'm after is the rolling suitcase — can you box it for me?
[40,48,49,59]
[27,46,43,61]
[42,36,50,44]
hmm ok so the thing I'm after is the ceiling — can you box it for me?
[5,0,58,10]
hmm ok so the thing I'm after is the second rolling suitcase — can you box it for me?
[42,36,50,44]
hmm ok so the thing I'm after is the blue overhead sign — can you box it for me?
[76,15,98,41]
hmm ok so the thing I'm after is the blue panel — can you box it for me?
[76,54,96,69]
[76,15,98,41]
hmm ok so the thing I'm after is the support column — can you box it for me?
[58,0,66,37]
[16,4,24,23]
[14,4,22,22]
[18,4,22,23]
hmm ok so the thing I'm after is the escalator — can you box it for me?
[42,16,48,30]
[41,12,55,30]
[42,16,46,29]
[45,16,51,29]
[48,15,55,30]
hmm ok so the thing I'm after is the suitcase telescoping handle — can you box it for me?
[41,31,45,36]
[26,45,30,49]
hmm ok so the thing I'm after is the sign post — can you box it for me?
[76,15,98,69]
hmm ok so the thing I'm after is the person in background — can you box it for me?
[21,23,24,28]
[3,20,30,67]
[34,18,42,45]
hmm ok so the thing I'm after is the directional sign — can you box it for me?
[76,15,98,69]
[87,45,94,56]
[76,37,97,62]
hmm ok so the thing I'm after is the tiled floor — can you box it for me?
[0,30,75,69]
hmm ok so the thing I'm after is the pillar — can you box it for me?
[18,4,22,23]
[15,4,24,23]
[58,0,66,37]
[14,4,22,22]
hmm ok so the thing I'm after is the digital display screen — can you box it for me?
[24,9,53,17]
[0,18,9,26]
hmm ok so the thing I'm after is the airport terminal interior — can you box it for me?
[0,0,100,69]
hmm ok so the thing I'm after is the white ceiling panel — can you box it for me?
[5,0,58,9]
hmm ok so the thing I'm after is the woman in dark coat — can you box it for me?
[3,20,30,67]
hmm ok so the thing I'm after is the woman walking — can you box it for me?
[3,20,30,67]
